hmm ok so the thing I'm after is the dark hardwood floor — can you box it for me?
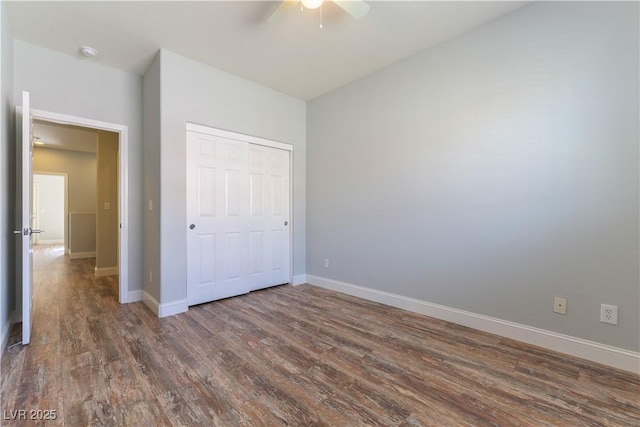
[1,244,639,426]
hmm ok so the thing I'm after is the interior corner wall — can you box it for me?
[0,0,15,346]
[13,40,144,293]
[96,130,119,270]
[307,1,639,351]
[142,52,162,303]
[157,49,306,305]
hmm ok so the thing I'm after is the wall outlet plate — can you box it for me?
[600,304,618,325]
[553,297,567,315]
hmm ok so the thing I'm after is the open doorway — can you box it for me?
[32,173,67,248]
[28,108,129,304]
[13,96,130,348]
[32,120,120,276]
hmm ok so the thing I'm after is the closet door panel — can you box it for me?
[187,126,291,304]
[247,144,291,291]
[187,132,249,305]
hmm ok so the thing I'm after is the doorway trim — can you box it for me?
[33,172,68,250]
[32,108,129,304]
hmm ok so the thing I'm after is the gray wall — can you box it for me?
[142,53,161,301]
[34,148,97,212]
[307,1,639,351]
[96,131,119,269]
[14,40,144,293]
[0,1,14,345]
[155,49,306,304]
[68,213,96,254]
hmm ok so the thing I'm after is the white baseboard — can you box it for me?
[292,274,307,286]
[0,322,8,353]
[142,291,159,316]
[306,275,640,374]
[128,290,142,303]
[159,299,188,318]
[36,239,64,245]
[1,310,16,355]
[69,251,96,259]
[141,291,187,318]
[95,266,118,277]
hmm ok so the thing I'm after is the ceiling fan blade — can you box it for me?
[333,0,370,19]
[268,0,299,23]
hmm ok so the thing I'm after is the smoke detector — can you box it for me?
[79,46,98,57]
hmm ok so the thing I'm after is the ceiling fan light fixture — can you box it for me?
[301,0,324,10]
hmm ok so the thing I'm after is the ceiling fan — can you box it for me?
[269,0,370,23]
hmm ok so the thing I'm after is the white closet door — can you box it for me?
[186,132,250,306]
[247,144,291,291]
[187,127,292,306]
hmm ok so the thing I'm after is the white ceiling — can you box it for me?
[8,1,528,100]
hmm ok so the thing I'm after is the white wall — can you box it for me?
[0,0,15,348]
[307,1,639,351]
[13,40,143,293]
[33,174,65,244]
[154,49,306,305]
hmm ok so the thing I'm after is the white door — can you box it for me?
[186,127,292,306]
[247,144,291,291]
[15,91,36,345]
[186,131,250,305]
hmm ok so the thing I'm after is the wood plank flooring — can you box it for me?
[1,244,639,426]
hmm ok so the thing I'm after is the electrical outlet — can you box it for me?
[553,297,567,315]
[148,270,153,283]
[323,258,329,268]
[600,304,618,325]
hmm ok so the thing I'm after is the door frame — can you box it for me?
[32,108,130,303]
[33,172,68,250]
[185,122,294,292]
[15,93,33,344]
